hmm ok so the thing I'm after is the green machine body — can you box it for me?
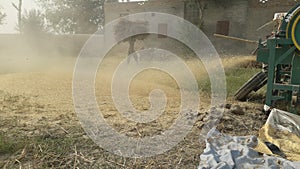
[257,3,300,113]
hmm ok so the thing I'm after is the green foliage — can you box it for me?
[21,9,47,35]
[37,0,104,34]
[0,132,26,154]
[225,68,262,97]
[0,7,6,25]
[198,67,262,97]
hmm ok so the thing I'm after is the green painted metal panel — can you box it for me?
[291,54,300,84]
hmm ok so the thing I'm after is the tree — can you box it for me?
[106,0,119,2]
[12,0,23,33]
[114,19,149,63]
[0,9,6,25]
[184,0,205,28]
[21,9,47,36]
[37,0,104,34]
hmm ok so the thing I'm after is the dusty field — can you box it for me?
[0,52,267,168]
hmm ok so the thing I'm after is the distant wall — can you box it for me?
[104,0,185,24]
[5,1,297,59]
[202,0,250,54]
[105,0,299,55]
[104,0,188,55]
[0,34,92,58]
[202,0,298,54]
[105,0,255,55]
[245,0,297,40]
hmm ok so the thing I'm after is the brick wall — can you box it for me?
[105,0,299,55]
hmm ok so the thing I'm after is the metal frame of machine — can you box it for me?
[257,3,300,113]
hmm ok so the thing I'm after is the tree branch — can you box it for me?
[12,3,19,10]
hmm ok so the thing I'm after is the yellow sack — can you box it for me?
[255,109,300,161]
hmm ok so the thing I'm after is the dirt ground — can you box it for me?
[0,53,268,168]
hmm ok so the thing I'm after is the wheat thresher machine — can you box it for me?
[251,3,300,113]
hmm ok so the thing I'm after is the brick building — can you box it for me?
[104,0,299,54]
